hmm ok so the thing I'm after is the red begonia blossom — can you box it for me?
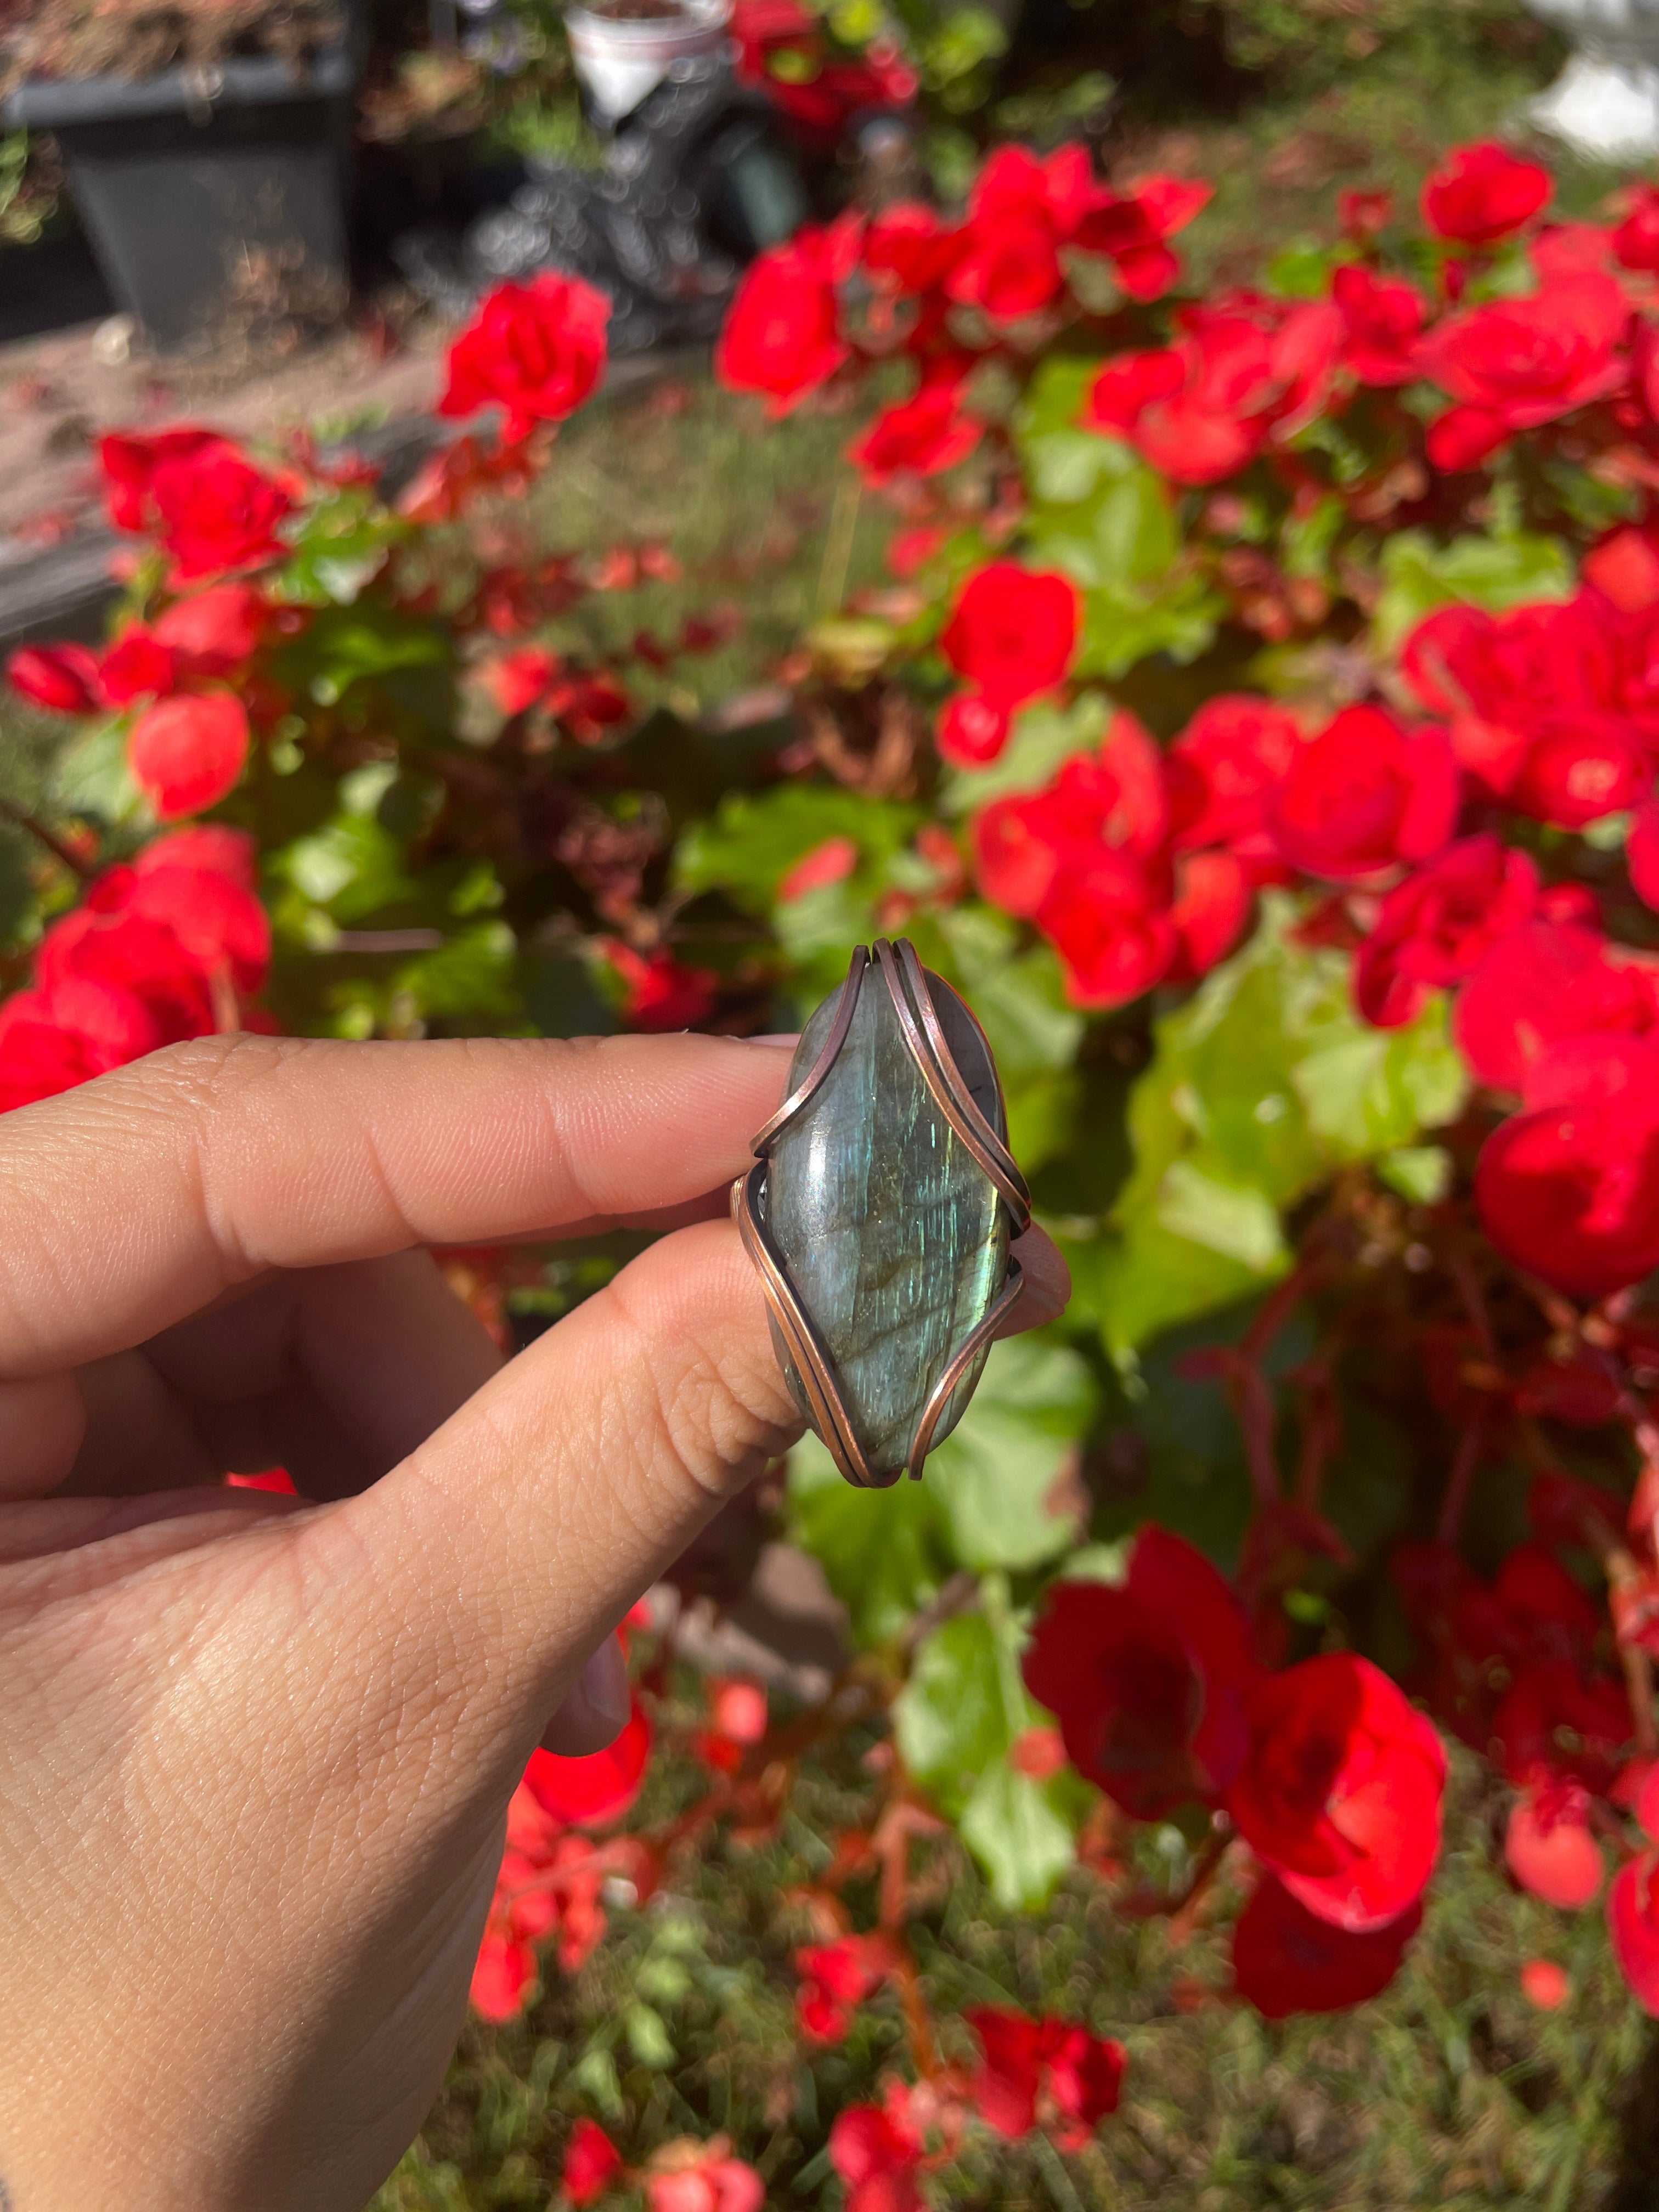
[1167,848,1252,980]
[600,941,718,1031]
[777,836,859,902]
[153,582,266,675]
[1522,1957,1572,2008]
[1166,693,1301,862]
[966,2006,1125,2147]
[937,690,1010,767]
[644,2140,764,2212]
[1453,922,1657,1092]
[829,2095,924,2212]
[939,562,1079,708]
[1332,263,1428,386]
[523,1695,652,1827]
[6,641,104,714]
[862,201,964,294]
[1227,1652,1446,1931]
[1615,183,1659,271]
[563,2119,625,2206]
[439,274,610,441]
[848,385,982,486]
[128,689,250,820]
[1071,173,1211,302]
[1232,1873,1422,2018]
[1024,1527,1258,1816]
[98,426,233,532]
[945,143,1092,322]
[98,625,177,707]
[148,446,295,581]
[1084,297,1342,486]
[1628,803,1659,914]
[1492,1659,1633,1796]
[1475,1036,1659,1299]
[1420,140,1552,246]
[1507,711,1650,829]
[715,219,859,414]
[1268,705,1459,882]
[1353,833,1538,1028]
[794,1932,895,2040]
[1610,1848,1659,2012]
[1420,274,1628,471]
[469,1931,537,2021]
[1505,1780,1604,1908]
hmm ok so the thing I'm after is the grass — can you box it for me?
[370,1729,1655,2212]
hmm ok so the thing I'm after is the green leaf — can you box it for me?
[275,813,417,922]
[1012,353,1104,447]
[1094,900,1470,1353]
[673,785,921,913]
[786,1429,951,1646]
[938,695,1109,815]
[1372,528,1575,656]
[958,1758,1080,1911]
[50,720,143,825]
[931,1335,1094,1573]
[394,921,518,1023]
[1377,1143,1452,1204]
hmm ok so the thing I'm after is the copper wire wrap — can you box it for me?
[731,939,1030,1487]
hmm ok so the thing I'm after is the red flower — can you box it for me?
[148,446,294,582]
[715,221,857,415]
[469,1931,537,2021]
[1353,834,1538,1028]
[1492,1659,1632,1795]
[601,943,718,1031]
[128,690,250,820]
[1166,693,1301,857]
[946,143,1091,322]
[794,1932,894,2041]
[1421,274,1628,470]
[439,274,610,442]
[6,641,103,714]
[1631,802,1659,913]
[1084,298,1341,486]
[1610,1849,1659,2013]
[1331,263,1427,386]
[125,825,270,994]
[564,2119,625,2206]
[862,202,963,295]
[1505,1780,1604,1908]
[1232,1874,1422,2019]
[523,1694,652,1827]
[153,582,266,675]
[99,625,177,707]
[1227,1652,1446,1932]
[1071,173,1211,302]
[1615,183,1659,272]
[777,836,858,903]
[967,2006,1124,2145]
[936,691,1009,767]
[829,2098,924,2212]
[98,426,232,532]
[1475,1037,1659,1299]
[1521,1957,1571,2008]
[483,645,562,716]
[1268,705,1459,882]
[1506,710,1651,830]
[1420,140,1552,245]
[939,562,1078,708]
[847,386,981,486]
[1024,1527,1258,1817]
[1453,922,1656,1092]
[644,2144,764,2212]
[1168,848,1251,980]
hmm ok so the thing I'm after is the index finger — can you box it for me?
[0,1031,794,1377]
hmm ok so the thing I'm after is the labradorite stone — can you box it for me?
[764,963,1009,1475]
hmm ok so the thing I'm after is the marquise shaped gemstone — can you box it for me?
[764,961,1009,1472]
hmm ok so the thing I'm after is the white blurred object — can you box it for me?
[1524,0,1659,160]
[564,0,731,124]
[90,313,134,366]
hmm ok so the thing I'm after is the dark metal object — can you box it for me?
[733,940,1031,1490]
[395,42,808,354]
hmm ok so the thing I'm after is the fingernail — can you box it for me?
[580,1634,630,1731]
[742,1032,800,1047]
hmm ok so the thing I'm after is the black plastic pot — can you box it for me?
[3,41,362,351]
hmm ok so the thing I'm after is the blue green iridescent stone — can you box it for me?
[764,963,1009,1473]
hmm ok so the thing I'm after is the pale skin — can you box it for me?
[0,1031,1068,2211]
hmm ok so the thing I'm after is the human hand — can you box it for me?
[0,1031,1066,2211]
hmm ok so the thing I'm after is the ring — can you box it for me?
[732,938,1031,1488]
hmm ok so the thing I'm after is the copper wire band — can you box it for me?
[873,939,1032,1235]
[730,1163,895,1488]
[749,944,869,1154]
[905,1257,1025,1481]
[740,936,1026,1486]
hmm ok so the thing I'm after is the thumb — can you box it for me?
[346,1215,800,1789]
